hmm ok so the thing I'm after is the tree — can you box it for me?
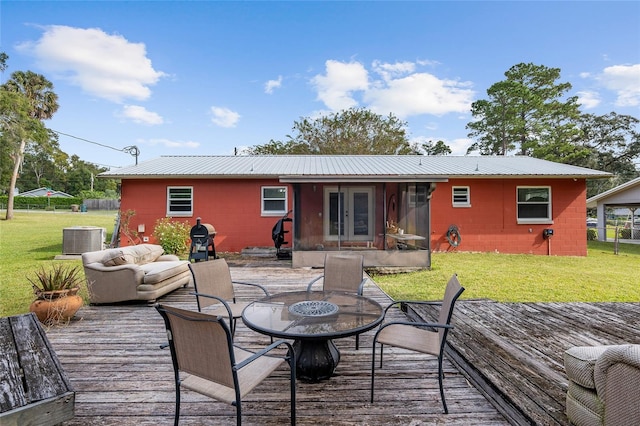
[422,140,452,155]
[244,108,413,155]
[2,70,59,219]
[466,63,581,157]
[573,112,640,197]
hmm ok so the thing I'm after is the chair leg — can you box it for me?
[289,353,296,426]
[174,383,180,426]
[370,341,377,403]
[356,334,360,350]
[236,400,242,426]
[438,356,448,414]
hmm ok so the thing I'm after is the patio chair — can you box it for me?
[155,304,296,426]
[188,258,269,336]
[307,253,367,349]
[370,274,465,414]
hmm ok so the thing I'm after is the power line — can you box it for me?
[52,129,140,165]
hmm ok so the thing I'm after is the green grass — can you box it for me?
[1,211,639,317]
[0,211,117,317]
[373,241,640,302]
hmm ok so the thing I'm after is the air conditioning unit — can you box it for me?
[62,226,106,255]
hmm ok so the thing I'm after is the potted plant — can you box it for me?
[28,263,84,326]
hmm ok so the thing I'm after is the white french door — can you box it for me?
[323,187,374,241]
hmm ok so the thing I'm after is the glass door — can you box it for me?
[324,187,373,241]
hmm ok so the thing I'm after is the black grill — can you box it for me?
[189,218,217,262]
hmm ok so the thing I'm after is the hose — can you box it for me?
[446,225,461,247]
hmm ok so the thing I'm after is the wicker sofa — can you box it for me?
[564,344,640,426]
[82,244,191,304]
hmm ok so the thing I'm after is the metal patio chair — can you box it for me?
[370,273,465,414]
[155,304,296,426]
[307,252,367,349]
[188,258,269,336]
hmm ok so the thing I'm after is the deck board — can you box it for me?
[45,266,508,425]
[411,299,640,426]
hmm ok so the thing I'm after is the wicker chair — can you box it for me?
[155,304,296,426]
[370,274,465,414]
[564,344,640,426]
[188,258,269,336]
[307,253,367,349]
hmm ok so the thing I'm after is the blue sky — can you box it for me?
[2,1,639,169]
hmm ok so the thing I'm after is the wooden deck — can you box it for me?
[41,263,640,425]
[45,266,508,425]
[411,300,640,425]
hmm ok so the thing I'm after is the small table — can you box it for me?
[242,291,384,382]
[0,313,75,424]
[386,233,426,249]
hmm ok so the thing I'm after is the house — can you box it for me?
[100,155,611,268]
[587,176,640,241]
[18,187,74,198]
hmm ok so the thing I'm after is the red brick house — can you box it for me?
[101,155,610,268]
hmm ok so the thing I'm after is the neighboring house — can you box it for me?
[587,177,640,241]
[18,187,74,198]
[100,155,610,268]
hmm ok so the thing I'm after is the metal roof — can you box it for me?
[99,155,612,180]
[586,176,640,208]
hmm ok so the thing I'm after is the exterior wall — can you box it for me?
[429,178,588,256]
[119,176,588,257]
[119,178,293,252]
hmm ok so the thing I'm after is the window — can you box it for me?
[452,186,470,207]
[517,186,552,223]
[262,186,287,216]
[167,187,193,216]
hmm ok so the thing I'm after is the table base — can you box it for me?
[293,339,340,382]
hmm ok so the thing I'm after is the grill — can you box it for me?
[189,218,217,262]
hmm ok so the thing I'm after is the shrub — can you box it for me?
[587,228,597,241]
[153,218,191,256]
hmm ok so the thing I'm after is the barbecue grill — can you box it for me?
[272,210,292,259]
[189,217,217,262]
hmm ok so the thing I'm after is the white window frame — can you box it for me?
[166,186,193,217]
[516,186,553,224]
[452,186,471,207]
[261,186,288,216]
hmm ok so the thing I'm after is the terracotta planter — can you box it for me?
[29,287,83,326]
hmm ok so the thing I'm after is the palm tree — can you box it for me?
[2,71,59,220]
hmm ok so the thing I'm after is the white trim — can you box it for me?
[516,186,552,223]
[166,186,193,217]
[452,186,471,207]
[261,186,288,216]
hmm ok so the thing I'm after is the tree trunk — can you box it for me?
[5,138,27,220]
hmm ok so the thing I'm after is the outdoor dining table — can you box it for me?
[242,290,384,382]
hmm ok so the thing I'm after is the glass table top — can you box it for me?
[242,290,384,340]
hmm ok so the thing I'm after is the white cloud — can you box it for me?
[366,72,474,117]
[599,64,640,107]
[311,59,474,118]
[210,106,240,128]
[141,138,200,149]
[311,60,369,110]
[17,25,166,103]
[265,76,283,94]
[121,105,163,125]
[576,91,601,109]
[372,60,416,81]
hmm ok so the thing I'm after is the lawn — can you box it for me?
[1,211,639,317]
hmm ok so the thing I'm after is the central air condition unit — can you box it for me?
[62,226,106,255]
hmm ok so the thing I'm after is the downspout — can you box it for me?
[337,184,341,251]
